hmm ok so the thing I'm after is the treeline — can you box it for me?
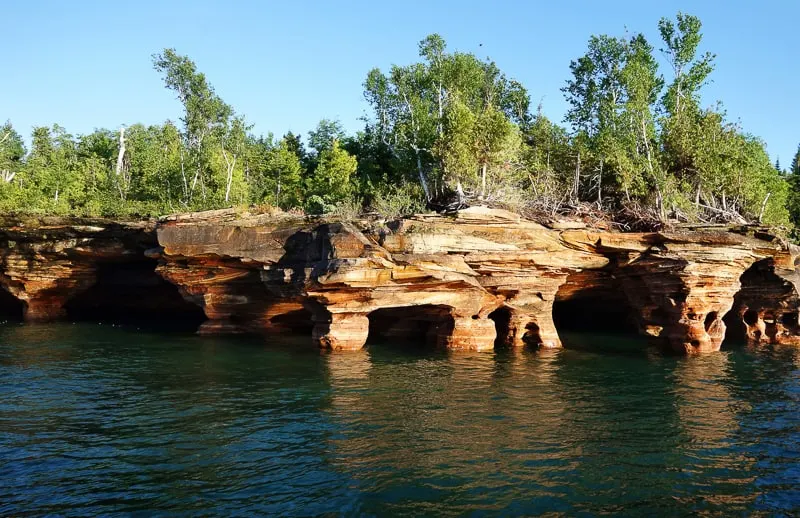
[0,13,797,228]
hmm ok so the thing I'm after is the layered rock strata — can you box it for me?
[1,209,799,354]
[0,217,156,321]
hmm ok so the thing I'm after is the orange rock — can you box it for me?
[3,210,800,356]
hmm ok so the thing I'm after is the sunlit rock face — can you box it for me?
[152,208,800,354]
[2,209,799,354]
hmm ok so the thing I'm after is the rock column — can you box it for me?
[312,312,370,351]
[433,316,497,351]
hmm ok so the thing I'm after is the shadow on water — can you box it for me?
[559,329,662,358]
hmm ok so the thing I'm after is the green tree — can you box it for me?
[563,33,663,208]
[308,119,346,156]
[305,140,358,213]
[784,144,800,227]
[658,12,715,119]
[247,135,304,209]
[364,34,530,202]
[0,121,26,184]
[153,48,234,206]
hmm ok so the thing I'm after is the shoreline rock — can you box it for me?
[1,208,798,354]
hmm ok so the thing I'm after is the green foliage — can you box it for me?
[308,119,346,156]
[0,21,793,231]
[304,141,358,213]
[370,182,427,219]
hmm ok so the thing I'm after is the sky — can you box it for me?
[4,1,799,165]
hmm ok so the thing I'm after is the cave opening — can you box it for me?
[489,306,512,348]
[269,306,315,334]
[488,306,540,348]
[367,305,452,347]
[64,259,206,331]
[553,291,639,335]
[0,287,23,322]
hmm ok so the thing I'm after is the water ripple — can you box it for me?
[0,324,798,515]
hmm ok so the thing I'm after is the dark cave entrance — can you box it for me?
[367,305,453,347]
[0,287,23,322]
[64,259,206,331]
[553,295,639,334]
[553,272,639,337]
[268,305,315,335]
[489,306,514,348]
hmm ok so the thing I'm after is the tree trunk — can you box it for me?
[480,163,487,199]
[572,152,581,203]
[758,192,771,223]
[415,149,431,201]
[597,158,603,206]
[179,147,189,204]
[223,149,236,203]
[115,127,126,176]
[456,180,465,204]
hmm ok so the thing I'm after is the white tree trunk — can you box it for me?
[222,149,236,203]
[415,149,431,201]
[115,127,126,176]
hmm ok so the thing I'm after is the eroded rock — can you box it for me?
[2,209,799,355]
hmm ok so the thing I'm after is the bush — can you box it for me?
[370,183,427,219]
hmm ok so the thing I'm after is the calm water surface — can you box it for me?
[0,323,798,516]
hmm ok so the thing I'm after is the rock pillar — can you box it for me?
[433,316,497,351]
[312,312,370,351]
[499,310,561,349]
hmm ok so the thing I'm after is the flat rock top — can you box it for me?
[0,207,792,259]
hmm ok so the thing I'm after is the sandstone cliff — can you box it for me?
[1,208,798,354]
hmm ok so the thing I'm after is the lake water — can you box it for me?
[1,323,798,516]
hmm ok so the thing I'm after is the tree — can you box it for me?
[220,116,248,203]
[563,33,663,208]
[658,12,716,196]
[0,121,26,184]
[24,125,85,211]
[125,122,184,211]
[246,135,304,209]
[363,34,530,202]
[281,131,308,168]
[305,140,357,213]
[658,12,715,119]
[308,119,346,156]
[785,144,800,227]
[153,48,234,205]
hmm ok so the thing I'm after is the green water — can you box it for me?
[0,323,798,516]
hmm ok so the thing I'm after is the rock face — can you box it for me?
[1,209,799,354]
[0,216,203,327]
[0,218,156,321]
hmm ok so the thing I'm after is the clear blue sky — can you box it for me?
[4,0,798,165]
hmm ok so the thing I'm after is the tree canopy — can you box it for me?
[0,14,795,231]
